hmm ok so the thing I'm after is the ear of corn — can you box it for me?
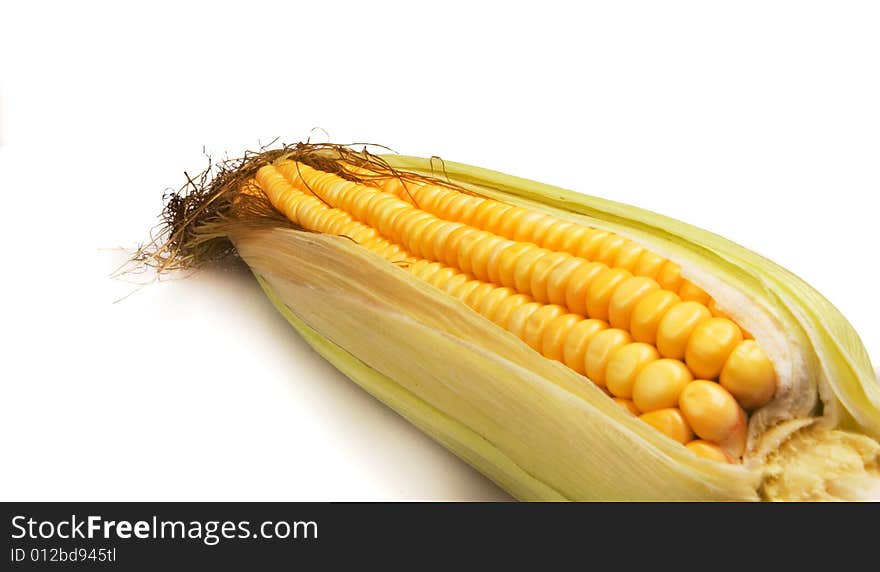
[144,143,880,501]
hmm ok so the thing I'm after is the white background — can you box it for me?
[1,1,878,500]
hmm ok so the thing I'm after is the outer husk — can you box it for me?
[236,228,759,501]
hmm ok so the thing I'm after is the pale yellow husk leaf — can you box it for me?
[236,228,760,501]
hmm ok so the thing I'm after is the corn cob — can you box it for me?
[143,142,880,501]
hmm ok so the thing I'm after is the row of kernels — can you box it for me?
[363,175,714,306]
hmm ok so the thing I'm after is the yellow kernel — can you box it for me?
[678,280,712,305]
[496,207,528,238]
[511,210,550,243]
[719,340,777,410]
[469,235,507,282]
[430,187,457,210]
[414,219,451,260]
[594,234,628,266]
[529,252,572,304]
[523,304,567,350]
[476,286,517,318]
[348,186,377,221]
[685,317,744,380]
[446,228,482,273]
[485,240,519,284]
[450,279,483,301]
[448,195,480,223]
[426,266,459,289]
[484,203,517,233]
[345,226,378,245]
[584,328,632,387]
[307,210,333,232]
[491,294,533,329]
[432,191,460,217]
[608,276,661,330]
[558,226,592,256]
[685,440,733,463]
[679,380,747,456]
[464,282,496,310]
[564,262,608,316]
[396,210,434,248]
[513,248,552,295]
[470,200,510,230]
[542,220,576,251]
[525,213,557,245]
[656,301,712,360]
[414,184,447,210]
[494,242,534,288]
[585,268,632,322]
[632,358,693,412]
[575,229,611,260]
[428,222,465,267]
[439,273,471,296]
[322,210,350,234]
[296,200,323,228]
[407,259,432,277]
[375,202,408,238]
[655,261,684,291]
[605,343,660,399]
[630,290,681,345]
[413,261,443,281]
[507,302,543,339]
[562,319,609,374]
[633,250,666,279]
[545,257,588,307]
[375,242,407,261]
[386,179,414,197]
[612,241,644,272]
[374,199,410,237]
[639,408,693,444]
[454,197,481,226]
[441,225,475,270]
[541,314,585,362]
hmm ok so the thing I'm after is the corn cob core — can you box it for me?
[252,160,779,462]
